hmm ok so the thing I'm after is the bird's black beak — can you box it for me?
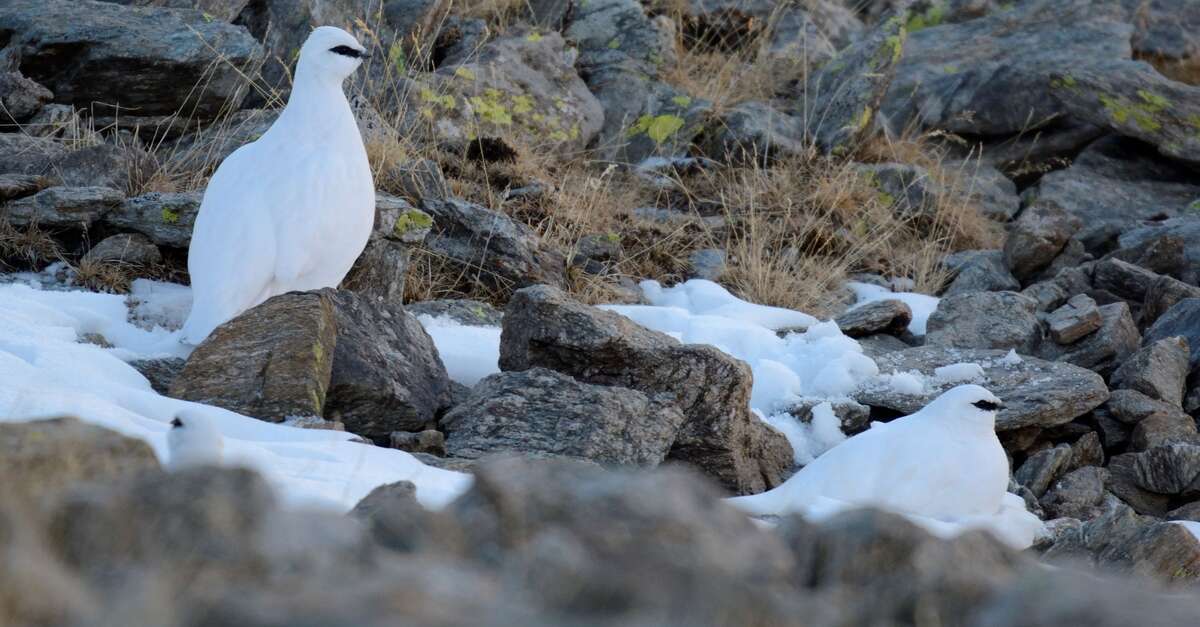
[171,417,183,428]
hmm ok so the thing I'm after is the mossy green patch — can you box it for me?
[470,92,512,125]
[884,28,906,65]
[161,208,180,224]
[607,38,620,49]
[1050,75,1077,91]
[526,31,544,43]
[455,67,476,81]
[202,12,215,23]
[1187,199,1200,214]
[855,106,873,133]
[393,209,433,236]
[1099,94,1162,133]
[626,114,685,144]
[1137,90,1170,112]
[672,95,692,108]
[419,87,457,110]
[906,4,945,31]
[512,94,534,115]
[388,41,406,73]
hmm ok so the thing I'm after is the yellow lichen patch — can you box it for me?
[526,31,544,43]
[1137,90,1170,112]
[470,92,513,125]
[1099,94,1162,132]
[855,106,874,133]
[388,41,406,73]
[671,95,692,108]
[627,114,685,144]
[419,87,457,110]
[393,209,434,236]
[161,208,180,224]
[512,94,534,115]
[607,38,621,49]
[455,67,477,81]
[906,5,945,32]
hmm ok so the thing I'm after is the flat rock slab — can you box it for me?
[857,346,1109,431]
[3,186,124,227]
[835,299,912,338]
[105,192,202,248]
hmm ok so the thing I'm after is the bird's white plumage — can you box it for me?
[167,411,225,470]
[181,26,375,344]
[729,384,1043,547]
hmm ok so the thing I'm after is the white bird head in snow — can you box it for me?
[926,384,1004,425]
[297,26,369,82]
[167,410,225,470]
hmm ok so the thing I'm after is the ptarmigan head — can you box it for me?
[167,410,224,470]
[298,26,369,81]
[926,384,1004,426]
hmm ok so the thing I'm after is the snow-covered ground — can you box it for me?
[0,272,1056,548]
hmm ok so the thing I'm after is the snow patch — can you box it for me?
[415,314,502,386]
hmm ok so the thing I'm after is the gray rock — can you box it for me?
[0,71,53,124]
[1138,268,1200,332]
[1108,453,1172,516]
[1038,302,1140,377]
[1121,218,1200,287]
[81,233,162,266]
[0,417,160,506]
[499,284,793,494]
[323,290,452,443]
[3,186,124,228]
[572,233,624,275]
[1133,443,1200,496]
[104,191,202,247]
[1015,444,1073,497]
[1046,294,1102,345]
[782,398,872,435]
[406,299,503,327]
[1069,431,1105,471]
[49,143,150,194]
[1104,234,1188,281]
[857,162,940,220]
[1107,388,1187,426]
[1107,521,1200,583]
[442,368,686,466]
[941,250,1021,297]
[1119,0,1200,61]
[342,194,431,304]
[1003,202,1082,281]
[855,333,912,358]
[1041,466,1109,520]
[1131,411,1199,452]
[164,108,277,173]
[698,100,808,162]
[925,291,1042,353]
[0,133,67,177]
[1111,336,1190,407]
[1168,501,1200,523]
[1092,258,1163,305]
[969,119,1107,177]
[1143,298,1200,370]
[1021,279,1071,313]
[170,291,338,422]
[420,197,565,294]
[835,299,912,338]
[944,160,1021,222]
[881,0,1131,136]
[858,346,1109,431]
[389,430,446,456]
[0,173,49,202]
[687,248,726,281]
[0,0,262,120]
[800,11,907,155]
[1094,410,1131,451]
[755,0,864,86]
[1049,60,1200,166]
[128,356,185,395]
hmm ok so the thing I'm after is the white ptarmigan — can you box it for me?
[181,26,375,344]
[167,411,225,470]
[729,384,1043,547]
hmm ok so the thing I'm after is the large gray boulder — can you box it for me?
[1143,298,1200,370]
[1121,218,1200,287]
[925,291,1042,353]
[441,368,686,466]
[1003,202,1082,281]
[0,0,262,120]
[104,191,202,247]
[1038,302,1141,377]
[2,186,124,228]
[499,285,793,494]
[857,346,1109,431]
[941,250,1021,297]
[1111,337,1191,408]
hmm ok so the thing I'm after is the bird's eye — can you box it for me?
[329,45,362,58]
[972,400,1001,411]
[171,417,183,428]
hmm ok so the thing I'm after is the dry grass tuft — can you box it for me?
[0,220,63,269]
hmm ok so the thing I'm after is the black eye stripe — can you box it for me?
[972,400,1001,411]
[329,45,362,58]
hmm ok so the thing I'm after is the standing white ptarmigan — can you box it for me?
[167,411,224,470]
[729,384,1043,547]
[181,26,375,344]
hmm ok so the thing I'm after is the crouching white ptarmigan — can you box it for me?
[181,26,375,345]
[729,384,1044,548]
[167,411,224,470]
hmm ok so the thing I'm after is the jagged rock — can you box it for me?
[858,346,1109,431]
[0,173,49,202]
[1131,411,1199,452]
[0,134,67,177]
[2,186,124,228]
[389,430,446,456]
[0,70,53,124]
[1003,203,1082,281]
[1111,337,1190,407]
[1143,298,1200,370]
[1022,280,1071,313]
[169,291,338,422]
[104,191,202,247]
[1049,60,1200,166]
[1132,443,1200,496]
[406,299,503,327]
[0,0,262,120]
[441,368,686,466]
[0,417,160,505]
[1038,302,1140,376]
[1107,389,1186,426]
[1121,218,1200,287]
[1104,234,1188,280]
[882,0,1131,135]
[81,233,162,266]
[1109,522,1200,583]
[1069,431,1105,471]
[925,291,1042,353]
[944,160,1021,222]
[1094,409,1131,451]
[1041,466,1108,520]
[1046,294,1102,345]
[835,299,912,338]
[801,11,906,155]
[941,250,1021,297]
[1015,444,1072,497]
[1169,502,1200,523]
[1093,258,1162,305]
[322,290,452,443]
[420,197,565,294]
[1107,454,1172,516]
[343,194,431,304]
[395,31,604,155]
[499,285,793,494]
[128,357,185,395]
